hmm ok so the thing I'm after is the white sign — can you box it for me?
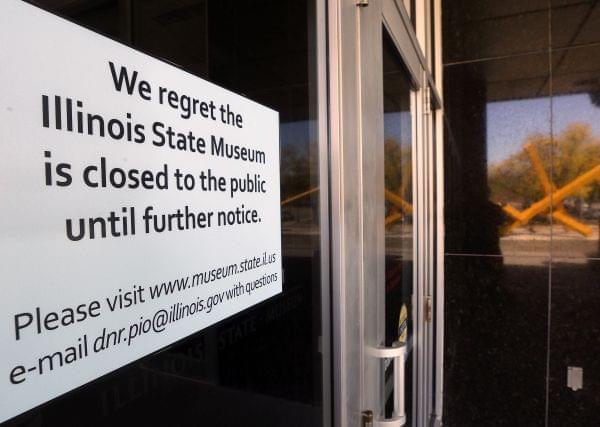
[0,0,282,422]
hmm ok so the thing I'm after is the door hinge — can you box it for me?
[425,295,433,323]
[356,0,369,6]
[361,410,374,427]
[424,86,432,115]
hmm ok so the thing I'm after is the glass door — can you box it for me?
[328,0,442,425]
[382,27,414,425]
[344,1,434,426]
[1,1,330,426]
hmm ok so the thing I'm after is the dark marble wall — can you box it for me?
[442,1,600,425]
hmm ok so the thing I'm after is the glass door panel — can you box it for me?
[3,1,326,426]
[332,1,435,424]
[382,27,414,424]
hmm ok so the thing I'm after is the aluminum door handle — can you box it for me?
[367,342,407,426]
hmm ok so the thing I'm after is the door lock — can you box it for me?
[425,296,433,323]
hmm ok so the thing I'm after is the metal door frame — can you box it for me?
[327,1,444,426]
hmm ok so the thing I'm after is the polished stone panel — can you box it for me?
[550,45,600,259]
[548,259,600,426]
[551,1,600,49]
[444,54,552,257]
[443,2,600,426]
[443,0,549,63]
[444,254,549,426]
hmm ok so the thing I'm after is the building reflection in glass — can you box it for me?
[487,94,600,261]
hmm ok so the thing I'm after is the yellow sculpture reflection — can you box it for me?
[501,142,600,236]
[280,187,319,206]
[281,187,414,227]
[489,124,600,237]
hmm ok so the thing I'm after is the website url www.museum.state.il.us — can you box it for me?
[147,251,277,300]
